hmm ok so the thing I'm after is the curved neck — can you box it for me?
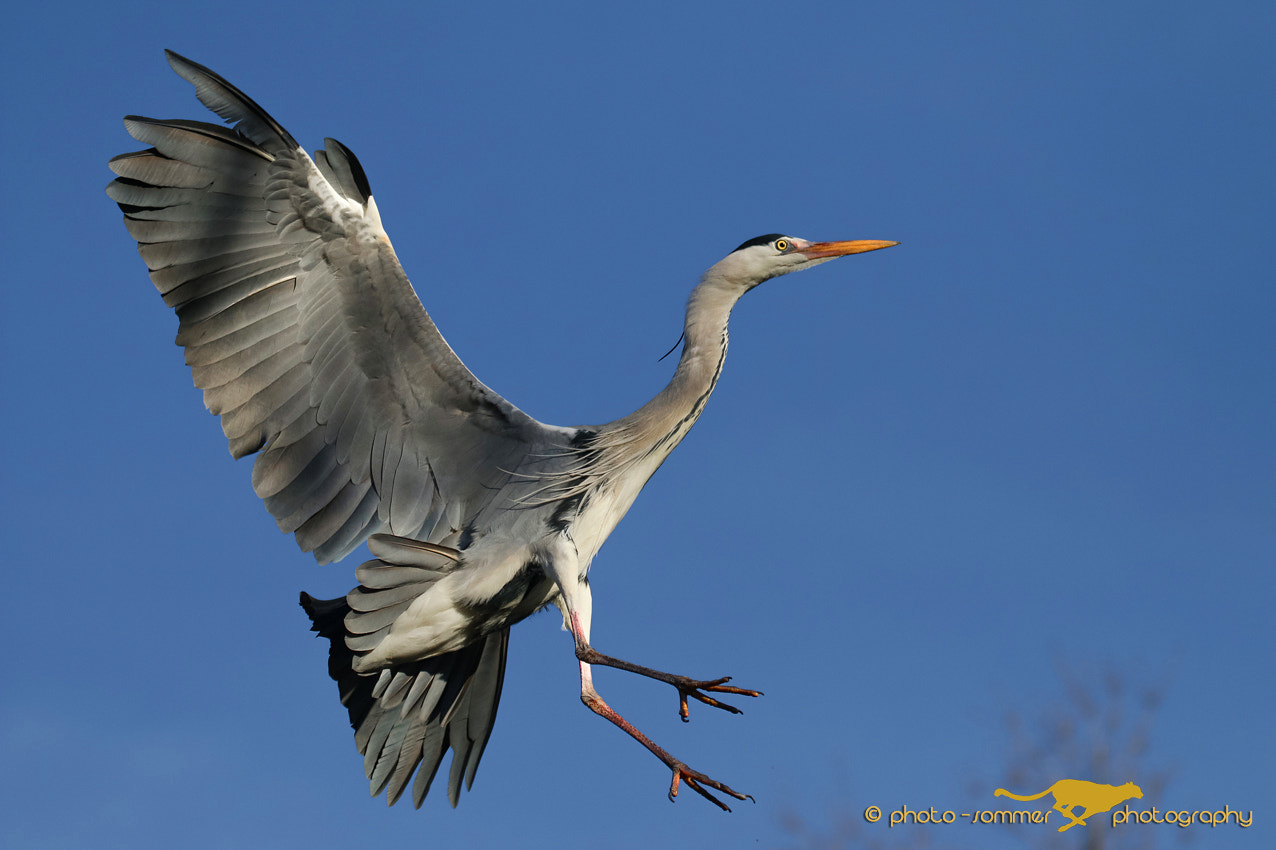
[606,272,744,458]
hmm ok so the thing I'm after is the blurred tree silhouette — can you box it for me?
[971,660,1178,850]
[779,660,1176,850]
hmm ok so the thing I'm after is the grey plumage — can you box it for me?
[300,588,507,807]
[109,50,550,806]
[109,50,896,811]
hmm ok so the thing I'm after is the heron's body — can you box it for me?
[108,51,896,811]
[351,235,760,668]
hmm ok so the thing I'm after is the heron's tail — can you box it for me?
[299,540,509,809]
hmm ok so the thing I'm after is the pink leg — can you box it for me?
[576,644,762,721]
[545,538,757,810]
[571,611,754,811]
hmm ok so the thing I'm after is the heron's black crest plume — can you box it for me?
[657,332,685,363]
[733,233,787,252]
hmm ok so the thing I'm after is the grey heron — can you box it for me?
[107,50,898,812]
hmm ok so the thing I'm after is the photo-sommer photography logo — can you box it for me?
[862,776,1252,834]
[994,779,1143,832]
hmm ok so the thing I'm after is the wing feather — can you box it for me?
[173,278,296,346]
[200,346,301,414]
[123,213,273,243]
[166,261,295,322]
[332,392,371,464]
[298,479,372,545]
[185,308,297,367]
[188,331,296,389]
[110,51,562,562]
[108,150,222,192]
[252,427,326,498]
[268,453,344,532]
[313,487,381,563]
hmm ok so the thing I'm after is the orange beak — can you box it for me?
[800,239,899,259]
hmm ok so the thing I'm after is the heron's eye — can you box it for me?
[774,239,789,252]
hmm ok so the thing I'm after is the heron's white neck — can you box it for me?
[562,270,748,563]
[603,271,746,462]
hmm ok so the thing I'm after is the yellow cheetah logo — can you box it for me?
[995,779,1143,832]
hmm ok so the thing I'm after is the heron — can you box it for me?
[107,50,898,812]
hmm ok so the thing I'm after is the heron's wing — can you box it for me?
[108,51,559,563]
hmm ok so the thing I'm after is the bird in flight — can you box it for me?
[107,50,897,812]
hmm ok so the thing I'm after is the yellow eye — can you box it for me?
[774,239,789,252]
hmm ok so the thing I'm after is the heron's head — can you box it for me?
[712,234,898,290]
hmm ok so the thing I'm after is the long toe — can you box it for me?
[668,761,754,812]
[674,676,763,721]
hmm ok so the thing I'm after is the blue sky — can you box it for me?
[2,1,1272,848]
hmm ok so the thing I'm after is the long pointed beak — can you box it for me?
[800,239,899,259]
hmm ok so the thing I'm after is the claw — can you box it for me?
[668,760,754,812]
[674,676,764,721]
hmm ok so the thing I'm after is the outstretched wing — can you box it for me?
[108,51,563,563]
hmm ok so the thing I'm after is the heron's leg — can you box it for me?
[566,598,753,811]
[544,536,752,811]
[574,644,762,722]
[543,542,760,720]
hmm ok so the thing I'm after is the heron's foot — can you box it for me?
[669,675,763,722]
[668,758,755,812]
[574,651,759,811]
[574,646,763,721]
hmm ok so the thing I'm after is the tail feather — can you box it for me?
[299,591,509,807]
[299,592,375,726]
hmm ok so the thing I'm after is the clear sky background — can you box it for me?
[2,2,1272,848]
